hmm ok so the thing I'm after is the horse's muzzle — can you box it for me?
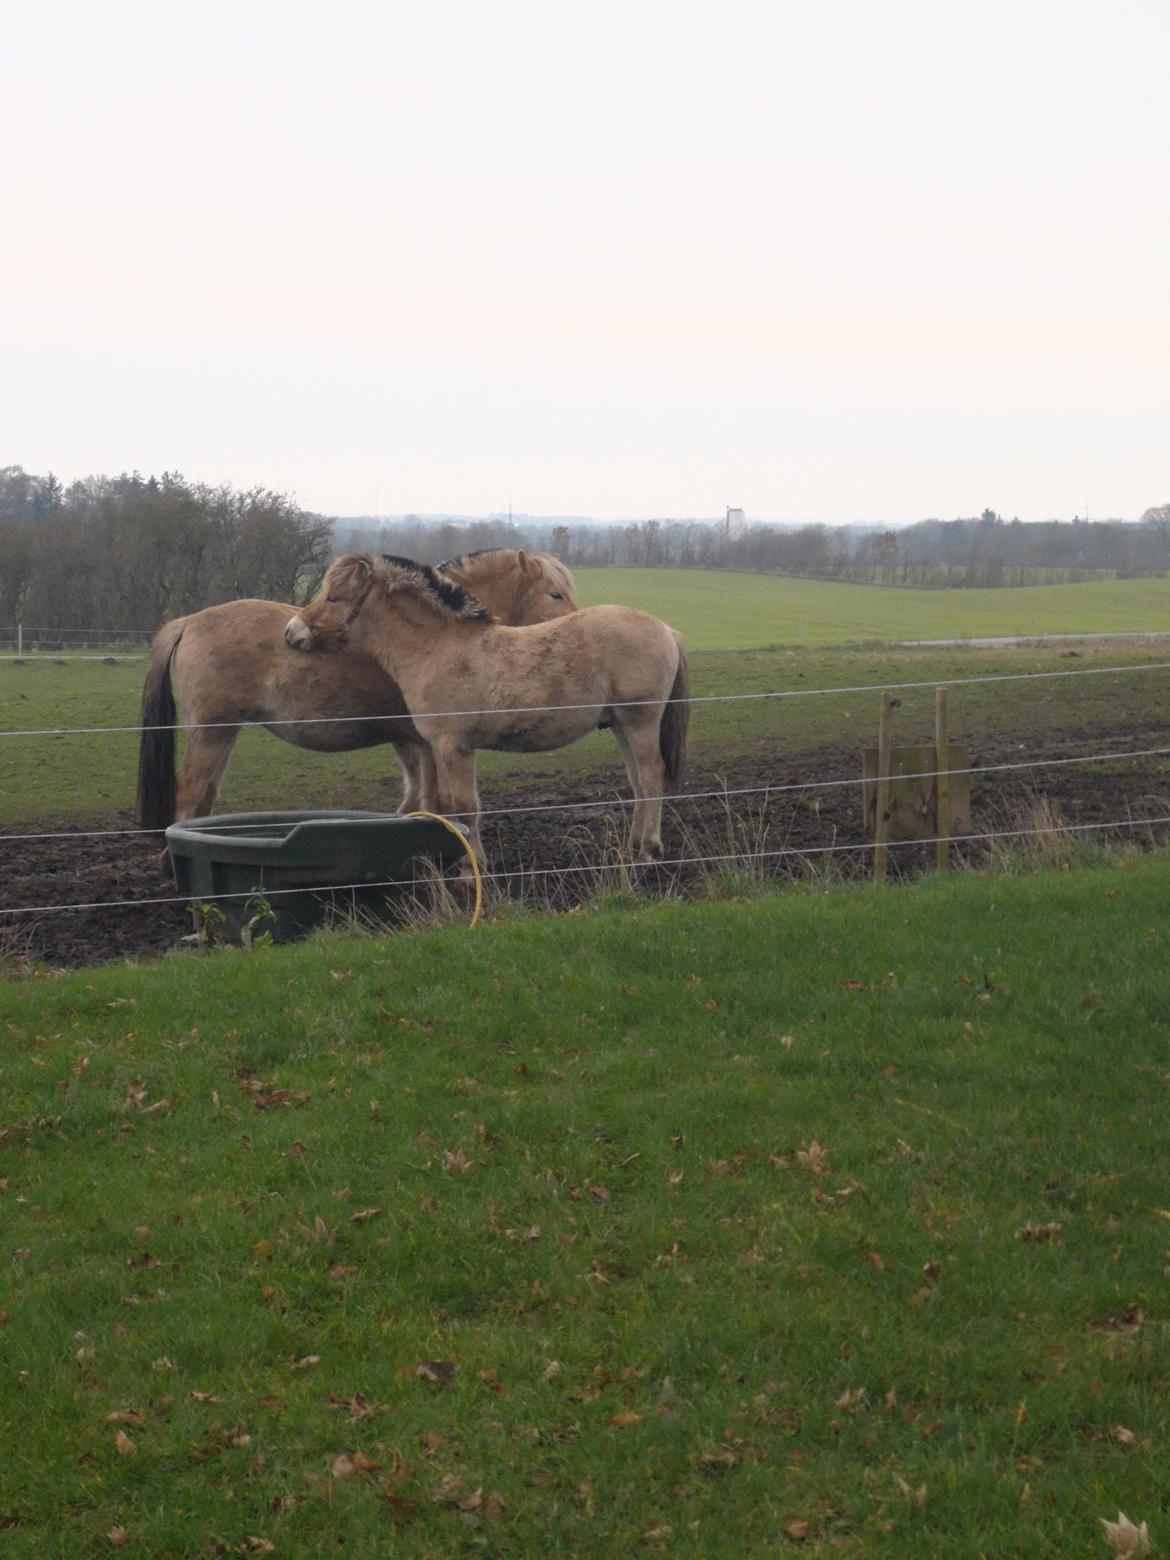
[284,615,314,650]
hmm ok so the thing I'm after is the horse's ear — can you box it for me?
[332,555,372,592]
[517,549,540,578]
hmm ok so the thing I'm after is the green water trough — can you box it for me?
[164,810,468,943]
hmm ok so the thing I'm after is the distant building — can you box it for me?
[726,506,746,541]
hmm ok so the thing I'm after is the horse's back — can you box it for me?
[170,597,409,743]
[572,603,681,661]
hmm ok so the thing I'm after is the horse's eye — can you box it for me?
[326,595,339,604]
[550,592,563,600]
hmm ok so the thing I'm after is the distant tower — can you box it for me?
[726,506,746,541]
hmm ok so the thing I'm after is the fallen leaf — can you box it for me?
[328,1391,376,1422]
[106,1526,128,1547]
[783,1518,811,1540]
[1099,1511,1152,1557]
[1094,1304,1145,1334]
[350,1207,382,1223]
[114,1430,135,1457]
[289,1355,320,1371]
[1015,1221,1062,1243]
[430,1473,467,1505]
[795,1140,830,1174]
[609,1410,642,1428]
[379,1491,418,1525]
[404,1361,457,1387]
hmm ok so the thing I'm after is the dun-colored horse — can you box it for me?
[285,554,689,864]
[137,549,576,829]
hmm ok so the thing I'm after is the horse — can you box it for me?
[284,554,689,865]
[137,549,577,830]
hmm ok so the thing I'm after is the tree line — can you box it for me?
[0,466,331,637]
[5,463,1170,641]
[341,505,1170,588]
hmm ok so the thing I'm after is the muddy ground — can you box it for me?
[3,731,1168,969]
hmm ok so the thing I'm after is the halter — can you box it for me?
[308,574,375,639]
[341,576,375,629]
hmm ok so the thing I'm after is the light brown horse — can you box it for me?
[137,549,577,829]
[285,554,688,864]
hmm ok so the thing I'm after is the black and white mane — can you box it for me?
[376,554,493,622]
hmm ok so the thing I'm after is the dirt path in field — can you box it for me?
[3,727,1169,969]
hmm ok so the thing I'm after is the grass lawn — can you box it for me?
[2,858,1170,1554]
[572,568,1170,649]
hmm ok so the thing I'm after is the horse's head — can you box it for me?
[439,548,578,626]
[515,551,579,623]
[285,555,374,650]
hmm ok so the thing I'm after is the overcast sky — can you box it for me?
[3,1,1167,522]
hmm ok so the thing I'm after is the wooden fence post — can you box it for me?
[935,686,950,871]
[873,692,895,881]
[16,623,22,657]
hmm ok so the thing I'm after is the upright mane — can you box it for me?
[439,547,523,585]
[440,547,575,599]
[375,555,494,622]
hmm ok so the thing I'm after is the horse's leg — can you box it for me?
[610,722,647,858]
[154,727,237,878]
[432,738,483,869]
[175,727,238,819]
[393,740,424,812]
[614,715,667,862]
[393,740,441,814]
[416,745,441,812]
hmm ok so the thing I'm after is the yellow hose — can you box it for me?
[406,811,483,927]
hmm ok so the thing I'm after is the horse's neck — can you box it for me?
[358,592,488,688]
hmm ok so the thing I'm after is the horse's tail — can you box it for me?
[660,638,690,790]
[136,619,184,830]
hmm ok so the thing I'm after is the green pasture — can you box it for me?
[2,636,1169,825]
[571,568,1170,649]
[4,858,1170,1555]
